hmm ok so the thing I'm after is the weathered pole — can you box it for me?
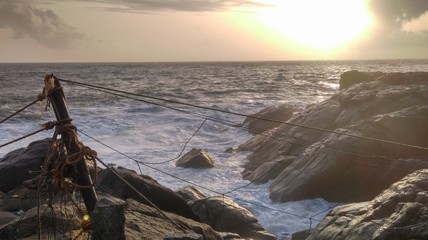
[45,74,98,213]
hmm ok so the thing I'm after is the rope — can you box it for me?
[58,78,428,152]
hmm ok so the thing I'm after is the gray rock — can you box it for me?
[307,169,428,240]
[97,167,200,221]
[0,210,17,225]
[242,103,295,135]
[176,148,215,168]
[0,204,80,239]
[92,197,126,240]
[176,186,276,240]
[239,72,428,202]
[339,70,380,90]
[0,192,223,240]
[0,138,51,193]
[244,156,296,184]
[125,198,223,240]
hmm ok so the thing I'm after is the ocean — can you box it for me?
[1,60,427,238]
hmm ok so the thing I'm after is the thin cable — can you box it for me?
[78,130,313,221]
[66,80,427,169]
[59,78,428,152]
[95,156,187,231]
[0,98,42,124]
[0,120,69,148]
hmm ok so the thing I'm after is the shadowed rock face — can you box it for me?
[239,71,428,202]
[242,103,295,135]
[97,167,200,221]
[307,169,428,240]
[0,138,51,193]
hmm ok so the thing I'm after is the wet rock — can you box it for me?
[176,148,215,168]
[307,169,428,240]
[0,138,51,193]
[239,72,428,202]
[177,186,276,240]
[92,197,126,240]
[97,167,200,221]
[242,103,295,135]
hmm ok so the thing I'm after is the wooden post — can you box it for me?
[45,74,98,213]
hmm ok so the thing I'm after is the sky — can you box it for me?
[0,0,427,62]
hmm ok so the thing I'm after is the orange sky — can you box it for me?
[0,0,427,62]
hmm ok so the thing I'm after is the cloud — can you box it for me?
[367,0,428,29]
[75,0,268,13]
[0,0,83,48]
[356,0,428,49]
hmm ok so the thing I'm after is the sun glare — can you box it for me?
[255,0,372,49]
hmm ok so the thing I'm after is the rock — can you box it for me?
[339,70,380,90]
[92,197,126,240]
[291,229,311,240]
[224,147,235,153]
[176,148,215,168]
[124,198,223,240]
[176,186,276,240]
[0,192,223,240]
[242,103,295,135]
[0,138,51,193]
[0,210,17,225]
[244,156,296,184]
[270,105,428,202]
[0,204,81,239]
[307,169,428,240]
[97,167,200,221]
[239,72,428,202]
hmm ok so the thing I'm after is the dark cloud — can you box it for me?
[355,0,428,50]
[0,0,82,48]
[82,0,268,12]
[367,0,428,29]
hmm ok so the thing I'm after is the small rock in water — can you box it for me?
[176,148,215,168]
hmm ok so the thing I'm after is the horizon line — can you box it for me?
[1,58,427,64]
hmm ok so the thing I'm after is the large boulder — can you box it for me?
[307,169,428,240]
[176,186,276,240]
[239,71,428,202]
[242,103,295,135]
[270,105,428,202]
[96,167,200,221]
[338,70,380,90]
[0,138,51,193]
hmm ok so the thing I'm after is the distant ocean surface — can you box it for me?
[1,60,427,238]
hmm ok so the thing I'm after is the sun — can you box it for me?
[255,0,372,49]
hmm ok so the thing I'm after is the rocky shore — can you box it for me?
[1,71,427,239]
[239,71,428,239]
[0,139,274,239]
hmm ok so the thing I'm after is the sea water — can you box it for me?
[1,60,427,238]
